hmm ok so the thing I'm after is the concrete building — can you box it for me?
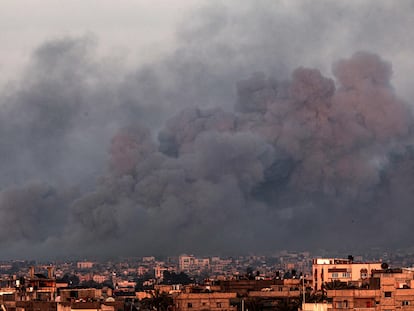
[155,265,168,280]
[173,292,237,311]
[312,258,382,291]
[302,303,332,311]
[76,262,94,270]
[179,255,196,272]
[58,288,101,302]
[179,255,210,273]
[25,266,57,301]
[327,268,414,311]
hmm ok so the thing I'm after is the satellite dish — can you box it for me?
[381,263,389,269]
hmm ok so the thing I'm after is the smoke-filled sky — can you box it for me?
[1,0,414,260]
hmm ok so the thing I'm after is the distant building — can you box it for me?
[173,292,237,311]
[179,255,195,272]
[179,255,210,273]
[155,265,168,280]
[137,266,150,276]
[142,256,156,263]
[77,262,94,270]
[93,274,107,283]
[312,258,382,291]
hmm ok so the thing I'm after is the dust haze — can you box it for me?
[1,1,414,259]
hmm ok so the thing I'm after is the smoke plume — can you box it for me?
[1,1,414,259]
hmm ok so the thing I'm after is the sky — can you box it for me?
[0,0,199,85]
[1,0,414,260]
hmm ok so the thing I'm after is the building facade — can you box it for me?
[173,292,237,311]
[312,258,382,291]
[327,268,414,311]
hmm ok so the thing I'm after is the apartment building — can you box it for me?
[179,255,195,272]
[327,268,414,311]
[179,255,210,273]
[173,292,237,311]
[312,258,382,291]
[77,262,94,270]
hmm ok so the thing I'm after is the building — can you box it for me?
[312,258,382,291]
[327,268,414,311]
[173,292,237,311]
[179,255,210,273]
[179,255,196,272]
[25,266,57,301]
[58,288,101,302]
[76,262,94,270]
[155,265,168,280]
[302,303,332,311]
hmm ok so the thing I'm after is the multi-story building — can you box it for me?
[312,258,382,291]
[93,274,107,283]
[137,266,150,276]
[179,255,195,272]
[173,292,237,311]
[25,266,57,301]
[327,268,414,311]
[155,265,168,280]
[142,257,156,263]
[195,258,210,271]
[179,255,210,273]
[77,262,94,270]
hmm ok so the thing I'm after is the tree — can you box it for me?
[246,267,254,280]
[324,280,349,290]
[79,280,100,288]
[161,271,192,285]
[58,274,80,287]
[141,290,173,311]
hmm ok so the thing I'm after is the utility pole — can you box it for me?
[302,274,306,310]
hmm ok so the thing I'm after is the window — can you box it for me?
[217,302,222,308]
[342,272,351,278]
[332,273,339,278]
[188,303,193,308]
[402,301,410,306]
[336,300,348,308]
[360,268,368,279]
[384,292,392,298]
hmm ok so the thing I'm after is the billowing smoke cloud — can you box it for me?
[61,52,414,257]
[1,1,414,259]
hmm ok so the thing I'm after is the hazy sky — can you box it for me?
[1,1,414,98]
[0,0,203,84]
[1,1,414,259]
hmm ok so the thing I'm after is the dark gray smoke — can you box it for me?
[1,1,414,259]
